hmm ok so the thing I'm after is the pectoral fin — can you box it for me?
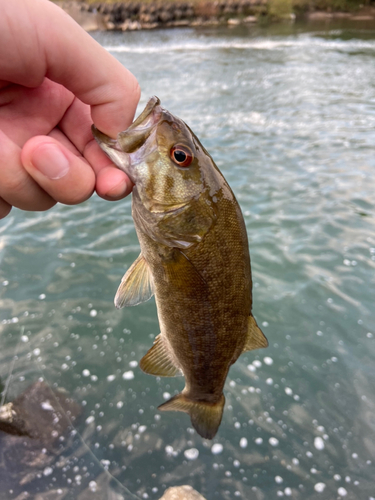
[163,249,207,289]
[243,315,268,352]
[140,334,182,377]
[114,254,154,308]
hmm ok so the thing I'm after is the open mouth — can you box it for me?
[91,96,163,179]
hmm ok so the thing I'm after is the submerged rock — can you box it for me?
[159,485,207,500]
[0,380,81,443]
[0,381,81,490]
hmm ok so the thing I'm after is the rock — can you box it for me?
[0,380,81,443]
[159,485,207,500]
[228,17,241,25]
[121,20,142,31]
[0,381,82,492]
[244,15,257,22]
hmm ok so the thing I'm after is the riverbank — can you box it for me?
[55,0,375,31]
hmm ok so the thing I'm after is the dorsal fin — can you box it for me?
[140,334,182,377]
[243,315,268,352]
[114,254,154,308]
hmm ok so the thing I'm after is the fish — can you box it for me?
[92,96,268,439]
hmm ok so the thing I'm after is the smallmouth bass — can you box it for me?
[92,97,268,439]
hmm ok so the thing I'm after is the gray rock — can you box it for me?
[159,485,207,500]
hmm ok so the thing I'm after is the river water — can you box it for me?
[1,20,375,500]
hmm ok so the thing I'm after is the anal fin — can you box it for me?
[114,254,154,308]
[243,315,268,352]
[140,335,182,377]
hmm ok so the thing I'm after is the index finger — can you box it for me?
[2,0,140,137]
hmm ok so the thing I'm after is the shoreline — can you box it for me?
[55,1,375,31]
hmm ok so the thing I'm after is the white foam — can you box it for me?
[184,448,199,460]
[211,443,223,455]
[314,483,326,493]
[314,437,325,450]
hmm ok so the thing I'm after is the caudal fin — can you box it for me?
[158,393,225,439]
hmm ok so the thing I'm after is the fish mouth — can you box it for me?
[91,96,162,181]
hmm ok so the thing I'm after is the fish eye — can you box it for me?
[170,145,193,168]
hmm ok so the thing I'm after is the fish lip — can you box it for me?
[117,96,163,154]
[125,95,161,135]
[91,96,163,181]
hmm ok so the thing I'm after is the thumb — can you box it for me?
[22,136,96,205]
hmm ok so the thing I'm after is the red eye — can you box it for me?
[170,145,193,168]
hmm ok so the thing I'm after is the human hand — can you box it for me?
[0,0,140,219]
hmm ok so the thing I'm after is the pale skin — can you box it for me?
[0,0,140,220]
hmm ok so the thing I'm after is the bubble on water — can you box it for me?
[129,360,138,368]
[262,321,269,327]
[82,369,90,377]
[122,370,134,380]
[211,443,223,455]
[334,474,341,481]
[285,387,293,396]
[247,364,256,372]
[21,335,29,343]
[89,481,97,492]
[43,467,53,476]
[239,437,248,448]
[41,401,54,411]
[233,460,240,467]
[165,445,174,456]
[163,392,171,400]
[366,332,373,338]
[116,401,123,409]
[284,487,292,496]
[255,437,263,445]
[107,374,116,382]
[352,453,358,459]
[266,378,273,385]
[39,294,46,300]
[90,309,98,317]
[264,356,273,365]
[314,437,325,450]
[275,476,283,484]
[292,458,299,465]
[314,483,326,493]
[269,437,279,446]
[338,487,347,497]
[86,416,95,425]
[33,348,41,356]
[253,360,262,368]
[184,448,199,460]
[61,363,69,371]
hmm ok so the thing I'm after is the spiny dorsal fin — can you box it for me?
[139,334,182,377]
[243,315,268,352]
[158,392,225,440]
[114,254,154,308]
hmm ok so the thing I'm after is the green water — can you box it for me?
[1,20,375,500]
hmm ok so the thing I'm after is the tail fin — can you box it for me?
[158,393,225,440]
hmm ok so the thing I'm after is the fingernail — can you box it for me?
[32,144,70,180]
[105,180,132,200]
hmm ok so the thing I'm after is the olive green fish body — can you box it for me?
[92,97,268,439]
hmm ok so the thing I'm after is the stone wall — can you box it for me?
[76,0,267,30]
